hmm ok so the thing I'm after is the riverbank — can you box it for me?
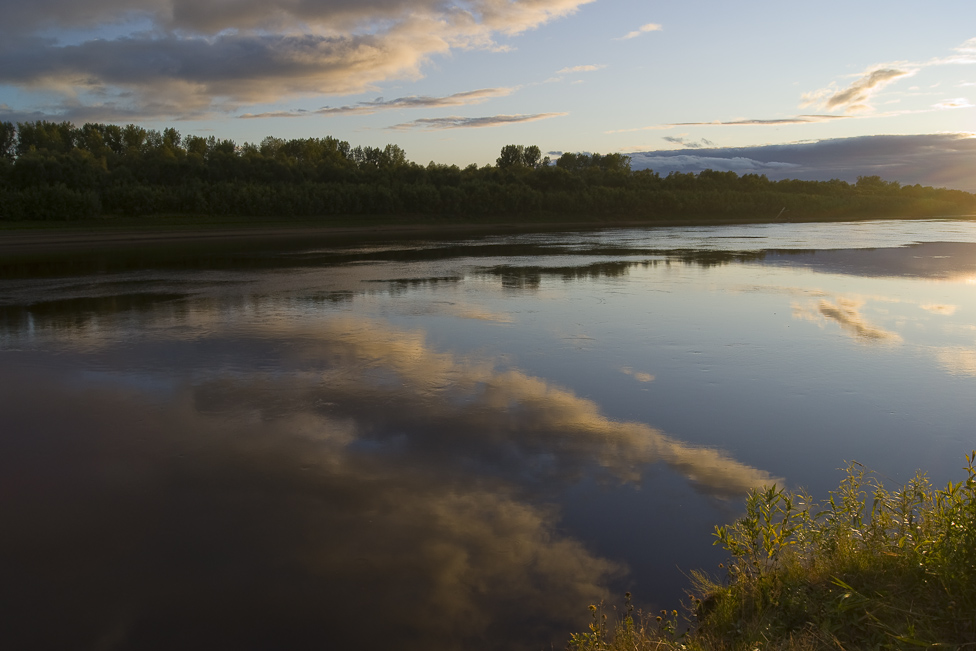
[3,213,974,254]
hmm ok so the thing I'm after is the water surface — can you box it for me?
[2,219,975,650]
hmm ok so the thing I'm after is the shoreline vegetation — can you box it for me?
[1,121,974,232]
[570,453,976,650]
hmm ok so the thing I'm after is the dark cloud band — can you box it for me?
[629,133,976,192]
[0,0,594,119]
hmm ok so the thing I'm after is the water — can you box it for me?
[2,219,975,650]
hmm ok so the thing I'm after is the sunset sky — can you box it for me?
[1,0,974,188]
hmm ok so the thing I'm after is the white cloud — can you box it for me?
[628,153,800,174]
[556,64,606,74]
[933,36,976,65]
[933,97,974,110]
[616,22,662,40]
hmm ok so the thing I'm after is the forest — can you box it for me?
[0,120,973,222]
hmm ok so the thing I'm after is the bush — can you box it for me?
[569,452,976,650]
[0,185,101,220]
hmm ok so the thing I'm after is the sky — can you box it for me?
[0,0,974,189]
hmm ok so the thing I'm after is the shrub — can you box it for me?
[569,451,976,650]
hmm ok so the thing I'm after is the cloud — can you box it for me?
[933,97,974,110]
[935,36,976,65]
[0,0,595,119]
[956,37,976,54]
[643,38,976,130]
[669,115,850,127]
[799,38,976,116]
[616,23,662,40]
[556,64,606,74]
[238,87,515,119]
[388,112,567,130]
[802,67,916,114]
[629,153,801,175]
[626,133,976,192]
[607,115,848,136]
[2,0,596,38]
[662,136,715,149]
[0,31,448,119]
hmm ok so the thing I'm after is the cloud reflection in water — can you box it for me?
[0,309,776,650]
[791,296,903,344]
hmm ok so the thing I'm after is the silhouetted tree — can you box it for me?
[496,144,544,169]
[0,122,15,160]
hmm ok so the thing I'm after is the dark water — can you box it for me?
[2,220,975,650]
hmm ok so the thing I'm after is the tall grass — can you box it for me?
[569,451,976,650]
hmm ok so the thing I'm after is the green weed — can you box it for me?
[568,451,976,650]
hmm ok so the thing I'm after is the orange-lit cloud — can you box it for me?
[0,0,595,119]
[238,87,517,120]
[802,67,916,114]
[668,115,850,127]
[621,37,976,134]
[800,37,976,116]
[616,23,662,40]
[557,64,606,74]
[388,112,568,130]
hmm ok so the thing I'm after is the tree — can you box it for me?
[496,144,543,169]
[856,175,899,194]
[0,122,15,160]
[16,121,76,155]
[76,123,109,158]
[522,145,542,168]
[122,124,148,155]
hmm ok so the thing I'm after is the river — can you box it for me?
[2,219,975,650]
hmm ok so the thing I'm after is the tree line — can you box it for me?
[0,120,973,221]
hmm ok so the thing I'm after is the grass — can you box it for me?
[569,452,976,650]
